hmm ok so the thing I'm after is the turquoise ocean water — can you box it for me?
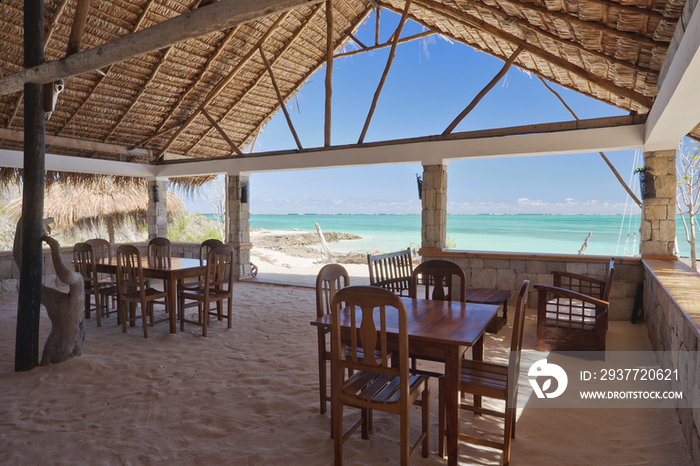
[204,213,694,258]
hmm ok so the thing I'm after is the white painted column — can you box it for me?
[226,174,252,279]
[421,164,448,249]
[640,149,676,256]
[147,179,168,239]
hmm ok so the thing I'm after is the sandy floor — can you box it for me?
[0,255,693,465]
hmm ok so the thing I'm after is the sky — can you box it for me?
[183,10,643,216]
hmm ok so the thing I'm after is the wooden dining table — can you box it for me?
[311,297,500,466]
[96,256,207,334]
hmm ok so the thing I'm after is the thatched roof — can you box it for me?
[0,0,696,165]
[3,175,184,232]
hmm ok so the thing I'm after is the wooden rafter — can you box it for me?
[325,0,334,147]
[44,0,71,47]
[335,30,436,58]
[55,0,158,136]
[185,4,326,157]
[375,7,381,46]
[104,47,174,142]
[156,12,292,160]
[410,0,655,109]
[260,47,304,150]
[153,26,241,135]
[243,8,374,152]
[349,33,367,49]
[0,0,324,96]
[463,0,656,74]
[66,0,92,56]
[538,76,643,208]
[443,46,523,134]
[358,0,412,144]
[201,109,243,156]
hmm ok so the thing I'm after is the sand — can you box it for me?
[0,244,694,465]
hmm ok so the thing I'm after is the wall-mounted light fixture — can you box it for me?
[416,174,423,200]
[153,183,160,203]
[241,181,249,204]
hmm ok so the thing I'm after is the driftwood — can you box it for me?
[315,222,335,261]
[14,218,85,366]
[578,232,592,255]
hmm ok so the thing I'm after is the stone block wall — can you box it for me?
[226,175,252,279]
[643,259,700,465]
[421,251,643,319]
[148,179,168,240]
[641,150,676,256]
[421,164,447,249]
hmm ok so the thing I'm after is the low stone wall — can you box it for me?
[419,249,643,320]
[643,259,700,466]
[0,242,201,294]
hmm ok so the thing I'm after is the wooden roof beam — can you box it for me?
[325,0,334,147]
[0,0,326,96]
[335,30,436,58]
[411,0,655,109]
[201,109,244,156]
[260,48,303,149]
[66,0,91,55]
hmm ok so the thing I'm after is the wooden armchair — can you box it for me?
[534,258,615,352]
[367,248,413,297]
[330,286,429,466]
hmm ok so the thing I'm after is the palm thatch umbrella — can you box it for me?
[3,173,185,243]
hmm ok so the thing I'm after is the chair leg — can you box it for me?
[438,377,446,458]
[400,406,409,466]
[120,299,128,333]
[226,297,232,329]
[333,402,343,466]
[503,407,513,466]
[84,290,91,318]
[422,380,430,458]
[141,302,149,338]
[202,300,208,337]
[95,291,102,327]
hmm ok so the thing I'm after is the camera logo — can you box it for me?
[528,359,568,399]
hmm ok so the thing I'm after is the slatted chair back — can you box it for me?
[147,237,171,269]
[74,242,101,324]
[508,280,530,406]
[315,263,351,414]
[116,245,145,301]
[331,286,406,386]
[199,238,223,265]
[203,244,235,293]
[410,259,467,302]
[367,248,413,297]
[86,238,112,265]
[554,258,615,301]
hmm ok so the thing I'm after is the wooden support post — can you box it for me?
[202,108,243,156]
[259,47,303,150]
[443,46,523,135]
[538,76,643,208]
[66,0,91,55]
[17,0,46,372]
[375,7,380,46]
[325,0,333,147]
[358,0,412,144]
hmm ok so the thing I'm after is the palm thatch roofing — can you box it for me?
[0,0,697,168]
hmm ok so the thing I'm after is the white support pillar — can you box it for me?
[226,174,252,279]
[421,163,448,250]
[147,179,168,239]
[640,149,676,256]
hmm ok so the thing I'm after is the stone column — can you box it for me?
[640,149,676,256]
[147,179,168,240]
[421,164,448,249]
[226,174,252,279]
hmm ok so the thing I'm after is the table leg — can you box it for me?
[168,276,177,334]
[473,335,484,410]
[445,345,461,466]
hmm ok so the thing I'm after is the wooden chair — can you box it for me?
[73,242,116,327]
[177,239,224,316]
[115,244,169,338]
[410,259,467,302]
[534,258,615,352]
[438,280,530,465]
[367,248,413,297]
[179,244,234,337]
[86,238,117,317]
[330,285,429,466]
